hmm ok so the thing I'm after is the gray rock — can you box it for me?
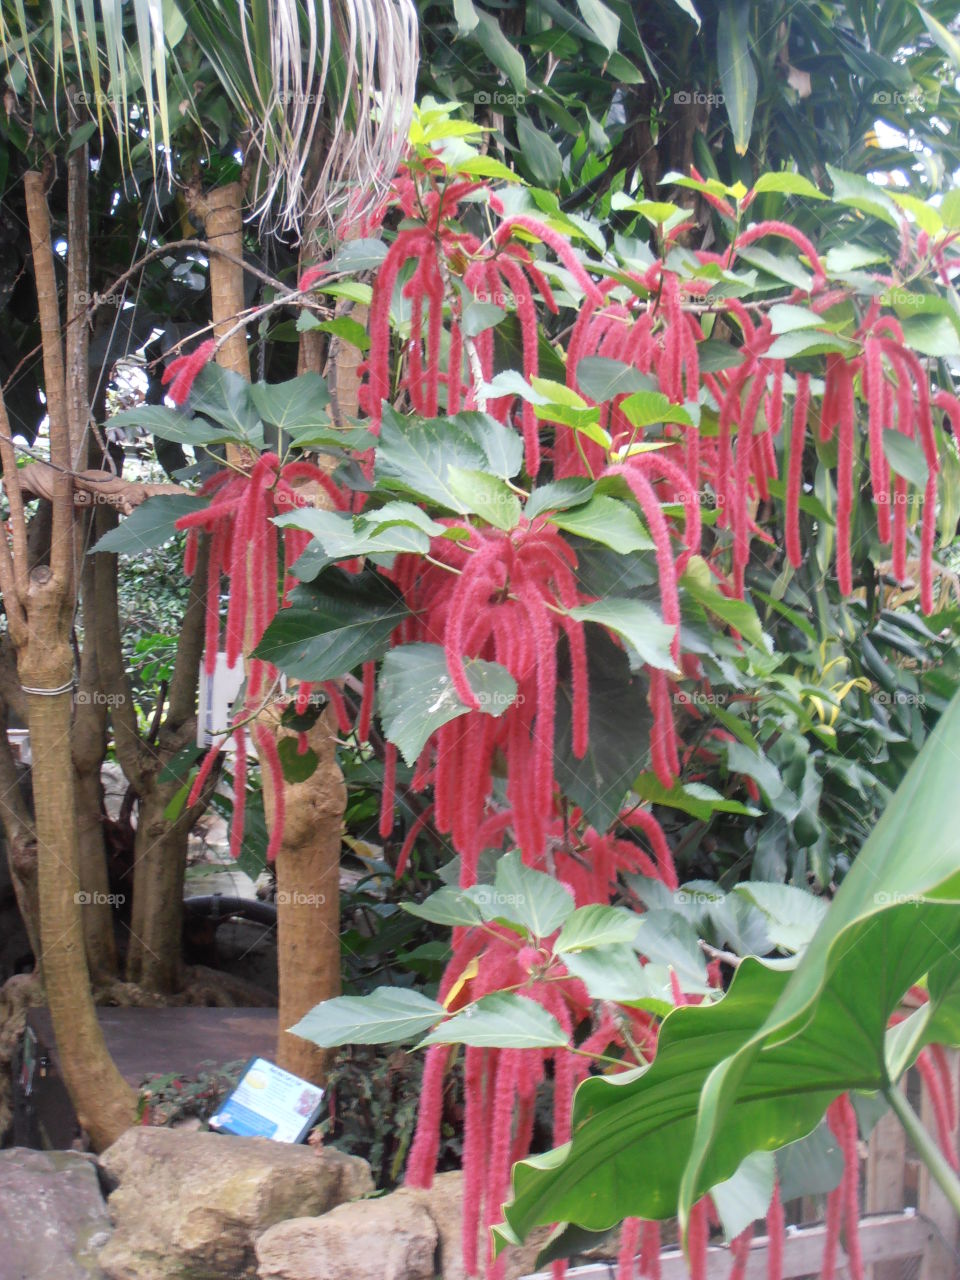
[256,1171,552,1280]
[97,1127,373,1280]
[0,1146,111,1279]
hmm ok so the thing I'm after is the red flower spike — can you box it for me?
[162,338,217,406]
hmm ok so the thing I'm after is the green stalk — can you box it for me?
[885,1082,960,1220]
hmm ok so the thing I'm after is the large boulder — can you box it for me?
[0,1147,111,1279]
[97,1127,373,1280]
[255,1171,551,1280]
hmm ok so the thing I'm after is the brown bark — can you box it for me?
[196,181,346,1080]
[15,171,136,1148]
[20,565,136,1149]
[0,696,40,965]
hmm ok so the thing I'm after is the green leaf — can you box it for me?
[768,303,828,335]
[681,556,764,647]
[452,412,525,479]
[882,429,929,488]
[717,1,757,155]
[295,315,370,352]
[107,405,229,446]
[378,642,517,766]
[548,496,653,553]
[566,599,676,671]
[290,988,445,1047]
[574,358,657,403]
[899,313,960,359]
[419,992,568,1050]
[403,886,484,928]
[666,0,700,22]
[561,944,651,1001]
[576,0,620,53]
[525,478,596,521]
[723,741,783,802]
[498,689,960,1245]
[517,116,563,189]
[474,11,527,91]
[555,904,640,953]
[492,850,576,939]
[278,507,436,579]
[765,331,859,360]
[618,390,692,429]
[710,1152,775,1243]
[554,628,653,831]
[89,495,206,555]
[250,373,331,433]
[631,775,759,820]
[453,0,480,31]
[446,466,522,530]
[276,737,318,783]
[253,569,409,681]
[775,1121,843,1202]
[826,166,899,228]
[375,407,489,512]
[751,173,825,201]
[732,882,828,954]
[462,301,507,338]
[917,7,960,73]
[190,365,263,441]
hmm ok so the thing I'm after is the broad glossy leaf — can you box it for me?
[291,988,445,1047]
[375,406,488,511]
[279,507,435,580]
[711,1152,775,1242]
[498,691,960,1245]
[403,885,485,928]
[561,944,650,1001]
[419,993,568,1049]
[250,373,331,432]
[882,429,929,488]
[89,494,206,555]
[751,173,825,201]
[446,466,522,530]
[575,0,619,54]
[491,850,575,939]
[555,904,640,953]
[378,642,517,765]
[517,116,562,189]
[548,496,653,552]
[717,1,757,156]
[108,405,229,446]
[253,569,409,681]
[681,556,764,647]
[566,598,676,671]
[732,882,828,953]
[574,358,657,403]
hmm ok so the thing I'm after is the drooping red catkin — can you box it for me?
[786,373,810,568]
[864,339,892,543]
[828,1095,863,1280]
[617,1217,642,1280]
[921,471,937,615]
[728,1225,753,1280]
[687,1199,709,1280]
[836,361,856,596]
[229,726,247,860]
[461,1046,489,1276]
[405,1044,449,1187]
[917,1049,960,1170]
[495,216,603,306]
[605,464,680,659]
[766,1182,784,1280]
[395,803,434,878]
[641,1221,662,1280]
[379,742,398,840]
[162,337,217,405]
[252,722,286,862]
[357,661,377,742]
[734,221,826,287]
[188,743,221,808]
[929,1043,959,1131]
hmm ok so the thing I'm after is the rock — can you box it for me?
[0,1146,111,1279]
[255,1196,438,1280]
[256,1171,551,1280]
[97,1127,373,1280]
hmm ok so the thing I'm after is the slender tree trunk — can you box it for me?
[15,170,135,1148]
[0,695,40,966]
[194,181,346,1080]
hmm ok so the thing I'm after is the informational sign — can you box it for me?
[208,1057,324,1143]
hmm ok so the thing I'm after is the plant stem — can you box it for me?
[885,1081,960,1219]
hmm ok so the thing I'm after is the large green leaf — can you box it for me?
[566,599,676,671]
[497,690,960,1248]
[375,407,490,512]
[290,988,446,1047]
[89,495,206,555]
[253,569,409,680]
[716,1,757,156]
[419,993,568,1050]
[378,642,517,765]
[249,373,331,433]
[547,496,653,553]
[490,850,575,939]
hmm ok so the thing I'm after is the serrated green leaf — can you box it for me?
[291,988,445,1047]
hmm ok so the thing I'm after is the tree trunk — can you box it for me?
[195,181,346,1080]
[21,566,136,1149]
[0,695,40,967]
[126,784,189,993]
[16,170,135,1149]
